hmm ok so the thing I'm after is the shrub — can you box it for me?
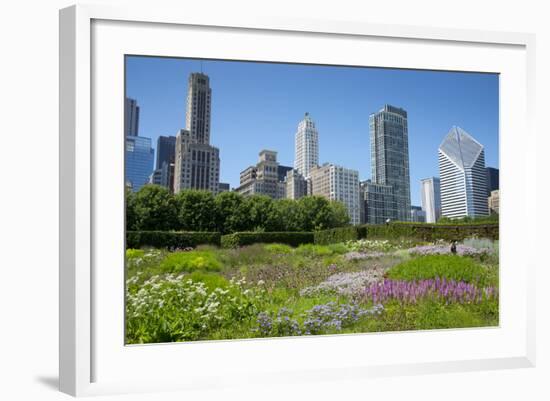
[386,254,491,286]
[366,223,499,241]
[126,231,221,249]
[221,232,314,248]
[294,243,347,257]
[159,250,222,273]
[126,248,145,259]
[314,225,367,245]
[263,243,294,254]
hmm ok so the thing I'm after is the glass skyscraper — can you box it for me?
[124,97,140,137]
[126,135,154,192]
[438,126,489,218]
[369,104,411,222]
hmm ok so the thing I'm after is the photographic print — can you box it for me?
[124,56,499,344]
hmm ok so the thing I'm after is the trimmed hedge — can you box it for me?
[126,231,221,249]
[221,232,314,248]
[314,222,499,244]
[314,226,367,245]
[366,223,499,241]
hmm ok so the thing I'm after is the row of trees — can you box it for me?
[126,185,350,234]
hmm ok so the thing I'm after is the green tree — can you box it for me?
[272,199,301,231]
[125,187,138,231]
[245,195,280,232]
[175,190,216,231]
[328,200,350,227]
[297,196,336,231]
[132,185,178,231]
[214,191,249,234]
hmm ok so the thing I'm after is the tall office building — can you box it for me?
[174,129,220,193]
[310,163,360,225]
[174,73,221,194]
[410,206,426,223]
[438,126,489,219]
[277,165,293,183]
[486,167,499,196]
[294,112,319,178]
[236,150,286,199]
[420,177,442,223]
[125,135,154,192]
[156,136,176,170]
[369,104,411,222]
[285,169,308,200]
[361,180,398,224]
[185,73,212,144]
[124,97,140,137]
[488,190,500,214]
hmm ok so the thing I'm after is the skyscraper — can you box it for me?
[310,163,360,225]
[486,167,499,196]
[285,169,308,200]
[185,73,212,144]
[125,135,154,192]
[124,97,140,137]
[156,135,176,170]
[410,206,426,223]
[174,73,221,194]
[236,150,286,199]
[420,177,441,223]
[438,126,489,219]
[369,104,411,222]
[361,180,398,224]
[294,112,319,178]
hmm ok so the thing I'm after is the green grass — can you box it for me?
[386,254,493,287]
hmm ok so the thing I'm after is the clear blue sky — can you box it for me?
[125,56,499,206]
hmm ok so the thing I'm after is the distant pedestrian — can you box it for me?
[450,240,457,254]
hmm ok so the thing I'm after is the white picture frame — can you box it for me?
[59,3,536,397]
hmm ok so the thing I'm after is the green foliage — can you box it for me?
[387,254,492,287]
[159,250,222,274]
[245,195,278,232]
[186,271,230,291]
[297,196,347,231]
[295,243,347,257]
[365,222,499,241]
[126,248,145,259]
[263,243,294,254]
[314,225,367,245]
[213,191,250,234]
[126,231,221,249]
[271,199,301,231]
[127,185,178,231]
[175,190,216,231]
[221,232,314,248]
[126,275,266,343]
[437,214,499,225]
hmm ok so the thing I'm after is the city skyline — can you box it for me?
[125,56,499,205]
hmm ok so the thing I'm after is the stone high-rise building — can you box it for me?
[310,163,360,225]
[236,150,286,199]
[369,104,411,222]
[285,169,308,200]
[438,126,489,219]
[174,73,221,194]
[294,112,319,178]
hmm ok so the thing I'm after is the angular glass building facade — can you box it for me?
[369,105,411,222]
[126,135,154,192]
[438,126,489,218]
